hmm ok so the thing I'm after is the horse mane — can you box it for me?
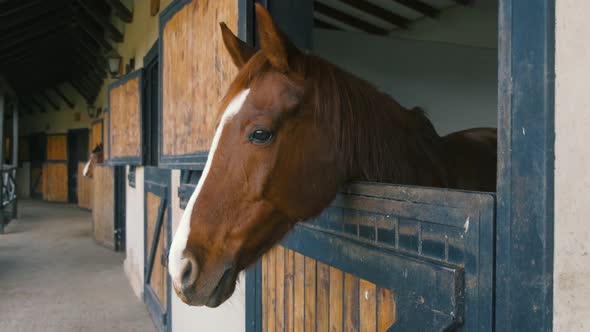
[92,143,103,154]
[221,51,449,186]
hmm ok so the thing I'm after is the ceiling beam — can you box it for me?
[40,91,60,111]
[76,0,123,42]
[314,1,388,35]
[0,24,69,52]
[0,0,69,29]
[452,0,473,4]
[314,18,342,31]
[29,96,46,113]
[51,87,75,109]
[392,0,439,18]
[0,0,44,17]
[70,31,108,67]
[19,101,35,114]
[339,0,409,29]
[105,0,133,23]
[70,80,93,103]
[74,11,116,53]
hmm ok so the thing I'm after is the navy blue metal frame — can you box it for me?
[106,69,145,165]
[495,1,555,331]
[143,166,172,332]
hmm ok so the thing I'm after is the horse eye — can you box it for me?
[248,129,274,144]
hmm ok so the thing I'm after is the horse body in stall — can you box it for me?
[169,4,496,307]
[82,143,104,178]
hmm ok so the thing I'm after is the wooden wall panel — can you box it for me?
[92,165,115,249]
[77,162,92,210]
[261,246,397,332]
[161,0,238,159]
[108,74,141,161]
[46,134,67,160]
[103,111,110,160]
[42,162,68,202]
[91,120,103,151]
[146,192,168,308]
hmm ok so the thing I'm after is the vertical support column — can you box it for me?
[12,100,18,219]
[0,93,5,234]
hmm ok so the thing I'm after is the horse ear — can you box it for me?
[255,3,300,72]
[220,22,256,68]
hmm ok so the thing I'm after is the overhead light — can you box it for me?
[108,54,122,78]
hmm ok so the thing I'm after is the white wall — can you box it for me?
[124,166,145,299]
[170,170,246,332]
[312,0,497,136]
[312,30,497,136]
[554,1,590,330]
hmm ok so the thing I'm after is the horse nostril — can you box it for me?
[180,253,199,290]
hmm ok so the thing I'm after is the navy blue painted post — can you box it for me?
[496,0,555,331]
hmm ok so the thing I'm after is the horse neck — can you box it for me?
[329,73,448,187]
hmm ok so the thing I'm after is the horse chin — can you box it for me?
[205,266,238,307]
[176,266,238,308]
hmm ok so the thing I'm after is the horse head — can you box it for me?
[168,4,348,307]
[83,143,104,178]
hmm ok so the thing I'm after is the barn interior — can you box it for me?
[311,0,498,136]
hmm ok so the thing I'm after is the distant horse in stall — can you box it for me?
[169,4,497,307]
[82,143,104,178]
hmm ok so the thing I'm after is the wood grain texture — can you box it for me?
[330,267,344,332]
[317,262,330,332]
[294,251,305,332]
[275,246,285,331]
[103,111,110,160]
[268,247,276,332]
[161,0,238,156]
[91,120,103,151]
[42,162,68,202]
[377,288,396,332]
[261,247,397,332]
[146,192,168,307]
[344,273,360,332]
[359,280,376,332]
[109,77,141,159]
[305,257,317,332]
[77,162,93,210]
[92,165,115,249]
[284,249,295,332]
[46,134,67,160]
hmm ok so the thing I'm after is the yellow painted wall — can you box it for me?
[20,83,95,135]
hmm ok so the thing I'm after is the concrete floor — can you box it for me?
[0,200,156,332]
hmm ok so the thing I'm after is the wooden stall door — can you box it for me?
[92,165,115,249]
[144,166,171,332]
[91,165,125,250]
[77,162,92,210]
[43,134,68,202]
[250,184,495,332]
[67,129,89,203]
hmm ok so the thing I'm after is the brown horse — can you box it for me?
[82,143,104,178]
[169,4,496,307]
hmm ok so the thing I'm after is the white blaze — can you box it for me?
[168,89,251,289]
[83,160,91,176]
